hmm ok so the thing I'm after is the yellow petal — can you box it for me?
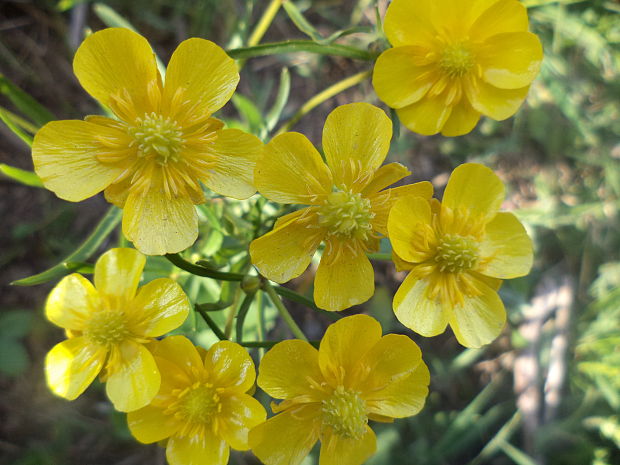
[318,314,382,388]
[397,94,453,136]
[255,132,332,204]
[250,211,323,283]
[393,274,449,337]
[465,75,530,121]
[469,0,529,42]
[373,47,436,109]
[479,212,533,279]
[272,208,307,230]
[370,181,434,236]
[167,431,229,465]
[322,103,391,187]
[148,336,203,379]
[163,38,238,117]
[314,241,374,312]
[203,340,255,392]
[361,163,410,196]
[127,404,181,443]
[122,185,198,255]
[130,278,190,337]
[45,273,100,330]
[217,393,266,451]
[387,196,434,262]
[257,339,323,400]
[449,278,506,348]
[440,100,481,137]
[383,0,437,47]
[249,404,321,465]
[105,341,160,411]
[45,336,106,400]
[104,176,132,208]
[73,28,160,116]
[202,129,262,199]
[94,247,145,302]
[391,250,415,273]
[32,120,126,201]
[318,425,376,465]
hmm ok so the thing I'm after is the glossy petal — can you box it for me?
[388,196,434,262]
[441,100,481,137]
[361,163,410,196]
[383,0,437,47]
[470,0,529,42]
[122,184,198,255]
[393,274,449,337]
[73,28,159,116]
[32,120,126,202]
[130,278,190,337]
[314,241,374,312]
[319,425,377,465]
[272,208,308,230]
[397,94,453,136]
[202,129,262,199]
[167,432,229,465]
[479,212,533,279]
[127,404,181,443]
[257,339,323,401]
[255,132,332,204]
[104,176,132,208]
[465,76,530,121]
[322,103,391,187]
[148,335,203,379]
[218,393,266,450]
[370,181,434,236]
[203,340,255,392]
[105,341,160,411]
[45,336,106,400]
[94,247,145,302]
[45,274,100,330]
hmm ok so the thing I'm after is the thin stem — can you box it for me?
[247,0,283,47]
[273,285,340,321]
[241,340,320,349]
[166,253,245,281]
[228,40,374,61]
[195,305,227,341]
[276,69,372,134]
[263,281,308,341]
[256,291,266,358]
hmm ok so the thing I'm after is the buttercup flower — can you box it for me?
[249,102,432,311]
[127,336,266,465]
[250,314,429,465]
[45,248,190,411]
[32,28,262,255]
[373,0,543,136]
[389,163,533,348]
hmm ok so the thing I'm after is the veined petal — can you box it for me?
[45,337,106,400]
[469,0,529,42]
[104,176,132,208]
[397,94,453,136]
[32,120,126,202]
[45,274,100,330]
[73,28,160,117]
[105,341,160,412]
[441,100,481,137]
[255,132,332,204]
[370,181,434,236]
[163,38,238,118]
[130,278,190,337]
[465,75,530,121]
[94,247,145,303]
[167,431,229,465]
[322,103,391,187]
[361,163,410,196]
[319,425,376,465]
[393,274,449,337]
[148,336,203,380]
[257,339,324,401]
[384,0,437,47]
[479,212,533,279]
[387,196,434,262]
[273,208,307,230]
[127,404,181,444]
[203,340,255,393]
[217,393,266,451]
[250,211,324,283]
[314,240,374,312]
[201,129,262,199]
[122,184,198,255]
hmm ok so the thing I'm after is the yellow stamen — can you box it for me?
[318,188,374,240]
[84,310,129,346]
[435,234,479,273]
[439,42,475,78]
[321,385,368,439]
[128,113,185,165]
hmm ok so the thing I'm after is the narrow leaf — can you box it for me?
[0,164,43,188]
[227,40,375,61]
[0,74,54,127]
[265,68,291,132]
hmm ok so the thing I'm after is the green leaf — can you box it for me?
[265,68,291,133]
[0,164,43,188]
[227,40,375,61]
[283,2,322,42]
[12,206,122,286]
[231,94,265,135]
[0,108,33,146]
[0,74,54,127]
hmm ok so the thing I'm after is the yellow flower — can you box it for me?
[127,336,266,465]
[372,0,543,136]
[249,314,429,465]
[249,102,432,311]
[44,248,190,411]
[388,163,533,348]
[32,28,262,255]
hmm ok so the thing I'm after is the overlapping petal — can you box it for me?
[218,393,267,450]
[383,0,437,47]
[130,278,190,337]
[388,196,434,263]
[360,162,410,196]
[370,181,434,236]
[203,340,255,392]
[440,100,481,137]
[148,335,203,379]
[94,247,145,303]
[45,274,100,330]
[469,0,529,42]
[319,425,376,465]
[465,76,530,121]
[167,432,229,465]
[127,404,181,443]
[397,94,453,136]
[393,274,449,337]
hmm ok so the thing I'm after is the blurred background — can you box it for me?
[1,0,619,464]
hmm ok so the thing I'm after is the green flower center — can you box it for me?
[85,310,129,346]
[128,112,185,164]
[439,43,474,78]
[318,189,374,240]
[435,234,479,273]
[321,386,368,439]
[178,383,220,425]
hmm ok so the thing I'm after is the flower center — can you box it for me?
[435,234,479,273]
[439,43,474,78]
[128,112,185,164]
[318,189,374,240]
[84,310,129,346]
[177,383,220,425]
[321,386,368,439]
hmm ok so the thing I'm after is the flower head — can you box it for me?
[372,0,543,136]
[32,28,263,255]
[249,102,432,311]
[44,248,190,411]
[249,314,429,465]
[389,163,533,348]
[127,336,266,465]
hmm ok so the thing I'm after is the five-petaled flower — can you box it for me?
[127,336,266,465]
[249,102,432,311]
[249,314,429,465]
[44,248,190,411]
[373,0,543,136]
[32,27,262,255]
[388,163,533,348]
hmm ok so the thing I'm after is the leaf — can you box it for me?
[0,108,33,146]
[283,2,322,42]
[227,40,375,61]
[0,74,54,127]
[265,68,291,132]
[231,94,265,135]
[0,164,43,188]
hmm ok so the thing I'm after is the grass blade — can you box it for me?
[0,164,43,188]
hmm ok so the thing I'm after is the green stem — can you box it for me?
[195,305,227,340]
[263,281,308,341]
[247,0,283,47]
[228,40,374,61]
[166,253,245,281]
[273,285,340,321]
[367,252,392,261]
[241,340,320,349]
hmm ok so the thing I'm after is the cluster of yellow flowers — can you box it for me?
[34,0,541,464]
